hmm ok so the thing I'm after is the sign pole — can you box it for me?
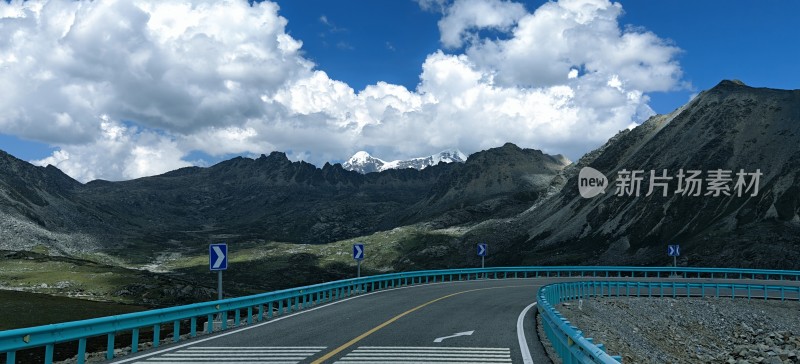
[481,255,484,269]
[357,260,361,278]
[218,270,223,300]
[673,255,676,269]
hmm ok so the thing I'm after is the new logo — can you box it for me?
[578,167,608,198]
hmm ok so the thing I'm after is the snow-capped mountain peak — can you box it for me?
[350,151,377,164]
[343,149,468,174]
[342,151,386,174]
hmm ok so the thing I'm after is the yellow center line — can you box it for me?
[310,284,529,364]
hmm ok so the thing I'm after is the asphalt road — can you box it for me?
[111,277,800,364]
[112,278,552,364]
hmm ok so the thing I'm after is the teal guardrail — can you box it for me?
[1,266,800,363]
[537,281,800,364]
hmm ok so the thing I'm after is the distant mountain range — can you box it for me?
[0,143,567,254]
[342,149,469,174]
[1,79,798,272]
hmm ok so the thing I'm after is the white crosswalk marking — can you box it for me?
[335,346,512,364]
[135,346,326,364]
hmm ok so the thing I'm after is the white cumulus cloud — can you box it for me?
[1,0,686,182]
[437,0,527,48]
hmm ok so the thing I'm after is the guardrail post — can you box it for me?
[268,302,274,318]
[257,305,264,322]
[106,333,114,360]
[222,311,228,330]
[206,314,213,333]
[191,317,197,337]
[173,320,180,342]
[77,338,86,364]
[248,307,253,324]
[234,309,241,326]
[154,323,161,347]
[5,351,15,364]
[132,328,140,352]
[45,344,54,364]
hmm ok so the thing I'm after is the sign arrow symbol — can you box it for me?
[434,330,474,343]
[212,246,225,269]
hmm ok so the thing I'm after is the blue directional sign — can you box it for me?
[209,243,228,271]
[353,244,364,261]
[477,243,488,257]
[668,244,680,257]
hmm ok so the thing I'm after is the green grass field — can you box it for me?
[0,290,148,330]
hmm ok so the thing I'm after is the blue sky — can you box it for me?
[0,0,798,181]
[276,0,798,113]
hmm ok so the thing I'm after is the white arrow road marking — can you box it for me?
[433,330,474,343]
[212,246,225,268]
[516,302,537,364]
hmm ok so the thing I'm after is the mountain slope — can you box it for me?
[0,150,110,254]
[403,143,570,227]
[465,80,800,269]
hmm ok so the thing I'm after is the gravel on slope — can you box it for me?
[539,297,800,364]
